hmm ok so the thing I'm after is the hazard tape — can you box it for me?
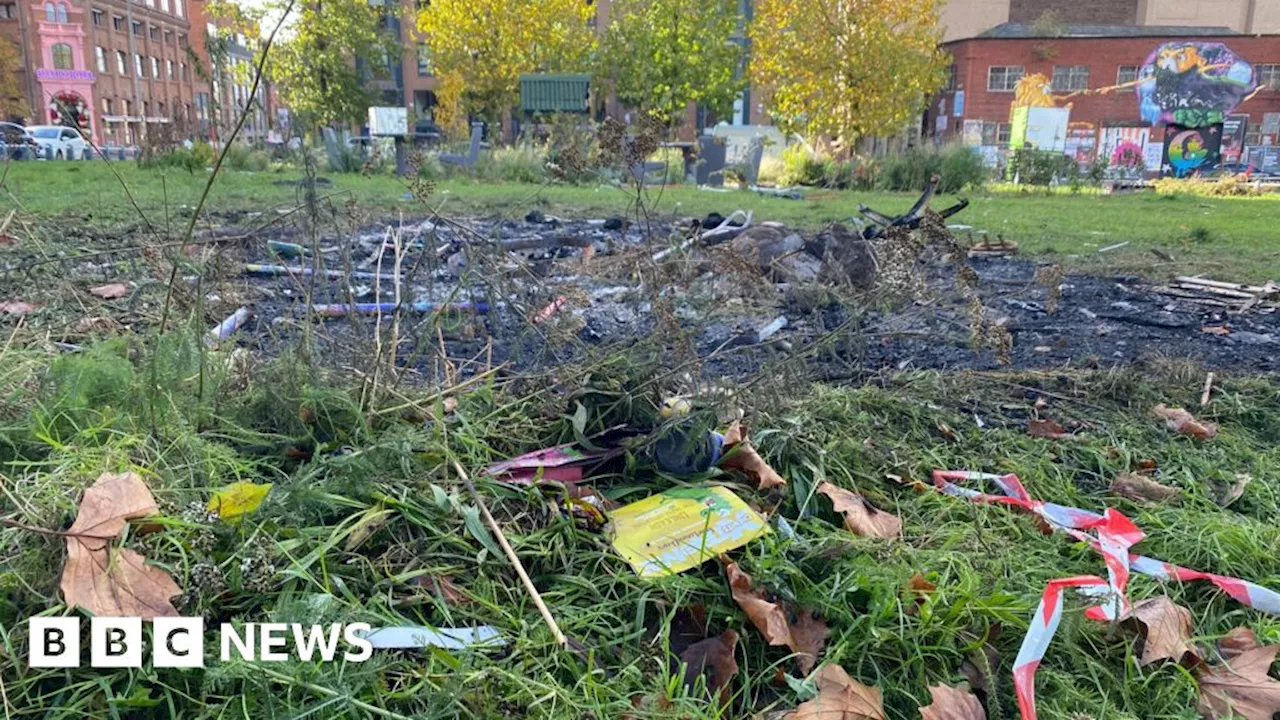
[932,470,1280,720]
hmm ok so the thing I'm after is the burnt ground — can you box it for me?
[5,213,1279,381]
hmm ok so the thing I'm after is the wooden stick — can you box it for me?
[1201,372,1215,407]
[452,459,568,648]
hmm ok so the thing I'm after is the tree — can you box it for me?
[597,0,743,127]
[269,0,398,126]
[0,39,27,121]
[750,0,948,148]
[416,0,596,128]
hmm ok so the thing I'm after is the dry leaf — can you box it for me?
[207,481,272,521]
[906,573,936,615]
[1196,644,1280,720]
[89,283,129,300]
[721,422,786,490]
[680,629,739,701]
[60,472,181,618]
[411,574,470,605]
[723,559,827,673]
[1220,627,1260,660]
[817,482,901,540]
[0,301,34,316]
[786,664,885,720]
[1028,418,1071,440]
[1220,473,1251,507]
[936,423,958,442]
[887,473,929,492]
[1202,325,1232,336]
[1153,404,1218,440]
[1122,596,1195,666]
[919,684,985,720]
[1136,459,1159,473]
[1111,473,1182,505]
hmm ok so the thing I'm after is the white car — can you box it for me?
[27,125,89,160]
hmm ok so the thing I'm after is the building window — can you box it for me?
[122,99,130,116]
[1116,65,1139,91]
[51,43,72,69]
[134,53,143,77]
[1259,65,1280,90]
[160,0,169,11]
[180,62,187,81]
[174,0,182,17]
[149,25,158,40]
[166,59,173,79]
[1051,65,1089,92]
[55,3,65,21]
[942,64,955,92]
[131,20,141,35]
[102,98,112,115]
[997,123,1012,144]
[95,46,106,72]
[151,56,159,77]
[178,33,187,47]
[164,30,172,43]
[43,2,53,20]
[112,14,123,31]
[987,66,1024,92]
[417,44,431,75]
[116,49,126,74]
[0,3,16,18]
[91,7,102,24]
[143,101,149,117]
[157,101,164,116]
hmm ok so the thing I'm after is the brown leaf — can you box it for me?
[1196,644,1280,720]
[89,283,129,300]
[906,573,937,615]
[1136,459,1159,473]
[936,423,958,441]
[680,629,739,701]
[1110,473,1182,505]
[1153,404,1218,440]
[1220,473,1251,507]
[61,472,181,618]
[1028,418,1071,440]
[0,301,34,316]
[1202,325,1232,336]
[1220,627,1260,660]
[817,482,901,540]
[1122,596,1195,666]
[723,559,827,673]
[786,664,885,720]
[411,574,470,605]
[720,422,787,490]
[919,684,985,720]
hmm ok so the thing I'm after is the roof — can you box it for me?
[974,22,1241,40]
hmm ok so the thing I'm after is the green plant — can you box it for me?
[472,144,547,184]
[877,145,987,193]
[137,142,216,173]
[1187,225,1214,243]
[1010,149,1076,187]
[221,143,271,172]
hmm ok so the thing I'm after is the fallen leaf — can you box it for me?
[723,558,827,673]
[1122,596,1195,666]
[680,629,739,702]
[207,481,272,521]
[786,664,885,720]
[1136,459,1158,473]
[1202,325,1232,336]
[1196,644,1280,720]
[73,316,120,334]
[1220,473,1251,507]
[89,283,129,300]
[0,301,34,316]
[411,574,470,605]
[442,396,459,414]
[1028,418,1071,440]
[1153,404,1218,440]
[1111,473,1182,505]
[344,507,394,551]
[60,472,181,619]
[887,473,929,492]
[817,482,901,540]
[919,684,985,720]
[906,573,937,614]
[720,422,786,490]
[1220,627,1260,660]
[936,422,958,441]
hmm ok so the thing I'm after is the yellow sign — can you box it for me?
[610,486,769,577]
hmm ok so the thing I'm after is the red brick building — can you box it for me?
[927,24,1280,173]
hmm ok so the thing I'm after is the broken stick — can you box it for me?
[1201,372,1215,407]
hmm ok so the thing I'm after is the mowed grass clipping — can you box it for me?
[3,162,1280,281]
[0,337,1278,719]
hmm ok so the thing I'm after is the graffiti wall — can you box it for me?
[1162,124,1224,178]
[1137,42,1256,128]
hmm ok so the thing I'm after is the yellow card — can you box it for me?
[610,486,769,577]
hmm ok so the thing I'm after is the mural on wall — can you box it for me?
[1137,42,1256,128]
[1008,74,1071,152]
[1013,73,1069,109]
[1064,123,1098,167]
[1162,124,1223,177]
[1099,126,1150,180]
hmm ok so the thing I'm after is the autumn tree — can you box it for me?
[750,0,948,148]
[597,0,743,127]
[268,0,398,126]
[0,39,27,121]
[416,0,596,129]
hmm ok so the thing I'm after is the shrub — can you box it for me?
[1009,149,1076,187]
[877,145,987,193]
[472,144,547,184]
[137,142,215,173]
[222,144,271,172]
[1151,176,1262,197]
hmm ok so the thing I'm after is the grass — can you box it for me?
[3,162,1280,281]
[1,327,1279,718]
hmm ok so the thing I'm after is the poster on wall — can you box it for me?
[962,119,984,146]
[1222,115,1248,162]
[954,91,965,117]
[1162,123,1223,177]
[1064,123,1098,167]
[1254,146,1280,174]
[1137,42,1256,127]
[1262,113,1280,136]
[1143,142,1164,172]
[1100,126,1151,178]
[1024,107,1070,151]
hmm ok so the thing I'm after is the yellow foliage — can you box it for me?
[417,0,596,124]
[750,0,948,146]
[208,481,272,521]
[435,70,467,138]
[1013,73,1057,108]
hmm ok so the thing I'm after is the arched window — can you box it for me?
[44,2,54,21]
[52,43,72,69]
[55,3,67,22]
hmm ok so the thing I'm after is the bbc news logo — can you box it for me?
[29,618,374,668]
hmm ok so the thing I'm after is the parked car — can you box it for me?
[27,125,89,160]
[0,122,39,160]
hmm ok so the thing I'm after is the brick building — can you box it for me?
[926,24,1280,173]
[940,0,1280,41]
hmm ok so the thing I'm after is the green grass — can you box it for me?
[3,162,1280,281]
[1,329,1279,718]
